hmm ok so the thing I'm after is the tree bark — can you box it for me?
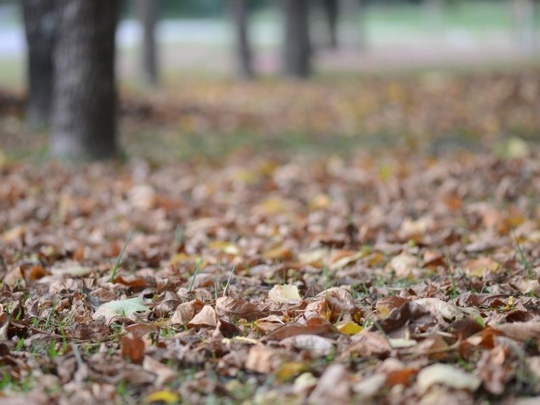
[231,0,255,79]
[135,0,159,87]
[322,0,339,49]
[21,0,56,129]
[282,0,312,79]
[50,0,121,160]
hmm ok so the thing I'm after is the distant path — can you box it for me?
[0,3,538,83]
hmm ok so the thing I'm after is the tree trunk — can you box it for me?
[282,0,312,79]
[21,0,56,130]
[50,0,121,160]
[135,0,159,87]
[322,0,339,49]
[513,0,538,54]
[231,0,255,79]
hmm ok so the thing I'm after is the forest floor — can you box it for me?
[2,66,540,404]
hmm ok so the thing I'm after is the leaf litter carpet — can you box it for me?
[2,145,540,404]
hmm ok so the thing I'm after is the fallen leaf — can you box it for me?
[121,334,145,364]
[336,322,363,336]
[462,257,501,277]
[415,298,480,320]
[254,315,285,333]
[215,296,265,321]
[275,361,308,382]
[245,345,285,374]
[142,357,177,387]
[376,296,410,318]
[343,330,392,358]
[309,364,351,405]
[417,363,481,393]
[262,316,334,341]
[92,297,149,322]
[187,305,217,328]
[280,334,335,356]
[386,252,419,278]
[144,390,180,405]
[268,284,302,304]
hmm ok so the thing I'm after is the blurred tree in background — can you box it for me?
[50,0,121,160]
[281,0,312,78]
[15,0,540,160]
[135,0,159,87]
[21,0,56,130]
[230,0,255,79]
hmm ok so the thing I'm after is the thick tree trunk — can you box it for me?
[282,0,312,79]
[231,0,255,79]
[21,0,56,129]
[136,0,159,87]
[323,0,339,49]
[50,0,121,160]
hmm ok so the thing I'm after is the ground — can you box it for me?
[2,3,540,403]
[1,66,540,404]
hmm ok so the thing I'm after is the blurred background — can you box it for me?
[0,0,539,161]
[1,0,538,82]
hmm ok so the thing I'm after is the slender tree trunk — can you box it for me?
[50,0,121,160]
[282,0,312,79]
[323,0,339,49]
[21,0,56,129]
[136,0,159,87]
[231,0,255,79]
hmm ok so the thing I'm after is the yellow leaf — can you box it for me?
[337,322,363,335]
[275,361,307,382]
[144,390,179,405]
[209,241,241,256]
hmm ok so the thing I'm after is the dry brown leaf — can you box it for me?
[121,334,146,364]
[280,334,335,356]
[254,315,285,333]
[262,316,334,342]
[187,305,217,329]
[415,298,480,320]
[170,301,197,325]
[215,296,265,321]
[245,345,286,374]
[490,321,540,341]
[376,295,410,318]
[213,319,241,338]
[343,330,392,358]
